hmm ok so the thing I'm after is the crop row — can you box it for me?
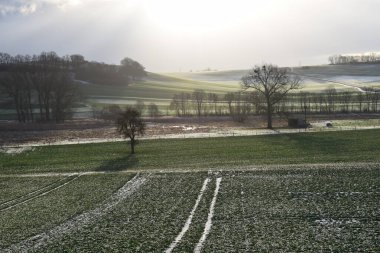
[203,166,380,252]
[1,166,378,252]
[39,172,209,252]
[0,176,65,204]
[0,173,133,249]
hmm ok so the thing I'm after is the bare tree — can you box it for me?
[135,99,145,115]
[325,87,337,114]
[232,91,251,122]
[148,103,160,118]
[241,64,301,128]
[179,92,190,116]
[117,107,146,154]
[208,93,218,115]
[192,89,205,117]
[51,72,77,122]
[224,92,234,116]
[170,94,180,116]
[341,91,352,113]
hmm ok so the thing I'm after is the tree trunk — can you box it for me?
[266,98,272,129]
[38,93,44,121]
[14,96,21,123]
[130,138,135,154]
[267,110,272,129]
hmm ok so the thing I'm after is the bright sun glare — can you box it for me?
[142,0,253,33]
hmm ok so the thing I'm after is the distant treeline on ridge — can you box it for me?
[328,52,380,65]
[0,51,146,123]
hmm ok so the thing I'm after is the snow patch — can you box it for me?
[0,146,34,155]
[315,218,360,226]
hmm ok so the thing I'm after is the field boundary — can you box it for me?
[4,173,147,253]
[1,162,380,178]
[2,126,380,148]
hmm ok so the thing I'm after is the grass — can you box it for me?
[38,172,209,252]
[332,119,380,127]
[1,129,380,174]
[15,167,379,252]
[203,167,379,252]
[0,128,379,252]
[80,72,239,102]
[0,176,64,203]
[0,173,134,248]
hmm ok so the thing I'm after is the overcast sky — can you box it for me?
[1,0,380,72]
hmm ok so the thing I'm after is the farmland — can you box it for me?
[78,64,380,110]
[0,129,379,251]
[1,129,380,174]
[2,64,380,120]
[1,167,379,252]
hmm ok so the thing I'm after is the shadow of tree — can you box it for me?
[282,132,348,155]
[95,154,139,172]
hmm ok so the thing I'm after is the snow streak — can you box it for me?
[194,177,222,253]
[165,177,210,253]
[0,175,80,212]
[4,174,147,253]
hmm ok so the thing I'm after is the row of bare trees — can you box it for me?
[169,89,380,118]
[328,52,380,65]
[0,52,78,123]
[276,89,380,114]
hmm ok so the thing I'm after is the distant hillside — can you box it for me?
[168,64,380,93]
[292,64,380,77]
[77,72,240,108]
[78,64,380,108]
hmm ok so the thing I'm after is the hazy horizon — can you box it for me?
[1,0,380,72]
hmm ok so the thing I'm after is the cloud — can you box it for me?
[0,0,87,16]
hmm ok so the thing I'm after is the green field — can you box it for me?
[1,129,380,174]
[1,168,379,252]
[1,129,379,252]
[78,64,380,110]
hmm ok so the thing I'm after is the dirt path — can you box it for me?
[2,125,380,149]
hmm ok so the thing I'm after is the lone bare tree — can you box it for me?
[117,108,146,154]
[241,64,301,128]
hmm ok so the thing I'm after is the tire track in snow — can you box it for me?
[0,176,69,207]
[194,177,222,253]
[0,175,80,212]
[165,177,210,253]
[4,174,147,253]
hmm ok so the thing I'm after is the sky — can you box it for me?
[1,0,380,72]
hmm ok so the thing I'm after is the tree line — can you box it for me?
[75,57,146,86]
[0,52,146,123]
[169,89,380,119]
[328,52,380,65]
[0,52,77,123]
